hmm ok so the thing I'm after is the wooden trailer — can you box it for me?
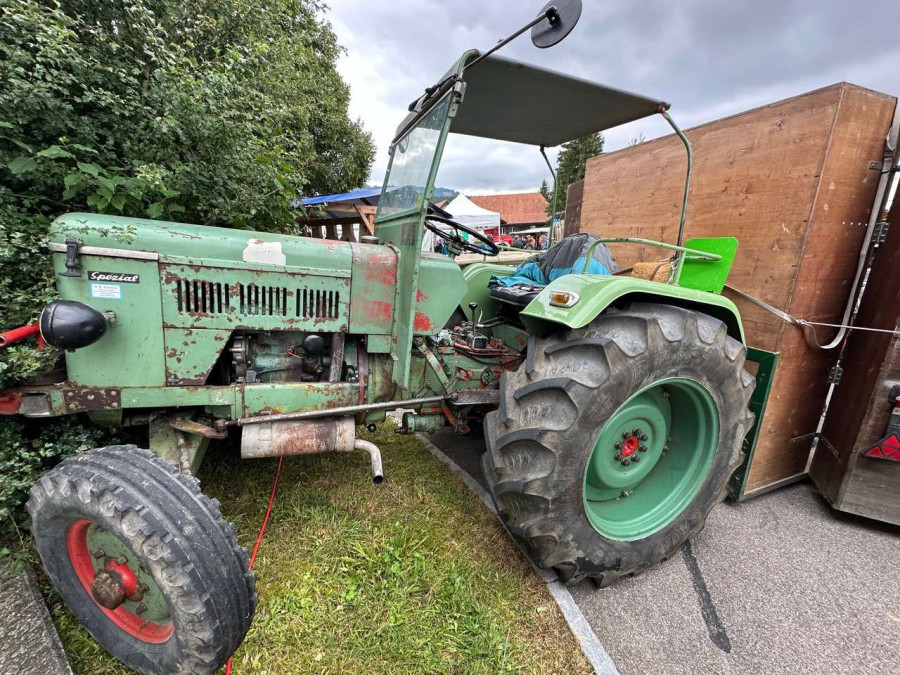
[566,82,898,504]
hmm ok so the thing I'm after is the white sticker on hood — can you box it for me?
[242,239,287,266]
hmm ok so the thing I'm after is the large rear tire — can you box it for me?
[27,445,256,674]
[483,303,755,585]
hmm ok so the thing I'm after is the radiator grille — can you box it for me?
[175,280,340,319]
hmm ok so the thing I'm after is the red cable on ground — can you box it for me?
[225,456,284,675]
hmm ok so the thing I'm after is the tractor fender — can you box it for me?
[518,274,745,343]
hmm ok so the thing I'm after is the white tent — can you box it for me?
[423,194,501,252]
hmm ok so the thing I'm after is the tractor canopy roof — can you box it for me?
[395,50,668,147]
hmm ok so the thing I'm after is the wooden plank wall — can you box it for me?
[575,82,896,493]
[564,179,584,236]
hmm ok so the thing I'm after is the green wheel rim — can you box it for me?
[582,378,719,541]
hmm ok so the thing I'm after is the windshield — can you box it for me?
[376,93,451,219]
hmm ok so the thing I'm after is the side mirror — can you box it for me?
[531,0,583,49]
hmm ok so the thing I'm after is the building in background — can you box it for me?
[469,192,549,236]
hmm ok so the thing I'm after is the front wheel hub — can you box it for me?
[90,558,142,609]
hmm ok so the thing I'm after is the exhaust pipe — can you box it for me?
[353,440,384,484]
[241,417,384,483]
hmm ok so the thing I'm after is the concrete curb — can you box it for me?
[0,561,73,675]
[417,434,619,675]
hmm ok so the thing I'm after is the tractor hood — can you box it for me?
[48,213,353,274]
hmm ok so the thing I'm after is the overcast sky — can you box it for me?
[327,0,899,196]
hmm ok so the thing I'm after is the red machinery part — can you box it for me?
[0,322,40,348]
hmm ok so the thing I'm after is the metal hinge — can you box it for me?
[827,364,843,385]
[873,220,890,245]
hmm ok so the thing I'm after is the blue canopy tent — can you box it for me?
[297,188,451,242]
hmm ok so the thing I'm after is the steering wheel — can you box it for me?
[425,215,500,257]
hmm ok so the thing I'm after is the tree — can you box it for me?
[0,0,375,527]
[1,0,375,386]
[550,132,604,218]
[539,179,551,203]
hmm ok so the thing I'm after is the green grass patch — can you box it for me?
[49,426,590,674]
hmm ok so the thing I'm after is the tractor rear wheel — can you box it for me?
[27,445,256,674]
[483,303,755,585]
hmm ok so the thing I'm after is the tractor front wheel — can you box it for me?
[27,445,256,674]
[483,303,755,585]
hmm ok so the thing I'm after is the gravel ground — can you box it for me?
[428,427,900,675]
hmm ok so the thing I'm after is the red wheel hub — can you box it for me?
[66,519,173,643]
[620,436,639,457]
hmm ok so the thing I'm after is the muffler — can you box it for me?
[240,417,383,483]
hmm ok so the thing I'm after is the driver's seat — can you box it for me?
[487,233,617,309]
[489,283,544,308]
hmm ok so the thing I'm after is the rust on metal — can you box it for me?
[168,417,227,440]
[221,394,448,428]
[240,417,356,459]
[64,387,121,412]
[329,333,346,382]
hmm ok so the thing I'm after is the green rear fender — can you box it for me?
[519,275,745,343]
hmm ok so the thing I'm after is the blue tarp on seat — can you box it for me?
[490,233,618,289]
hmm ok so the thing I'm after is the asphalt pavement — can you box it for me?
[427,428,900,675]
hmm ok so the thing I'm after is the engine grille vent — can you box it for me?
[175,279,339,319]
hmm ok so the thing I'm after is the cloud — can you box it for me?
[328,0,900,194]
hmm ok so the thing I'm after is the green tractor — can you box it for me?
[2,3,760,673]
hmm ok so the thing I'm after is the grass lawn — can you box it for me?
[48,425,591,674]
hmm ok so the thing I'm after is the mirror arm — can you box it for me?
[464,9,555,72]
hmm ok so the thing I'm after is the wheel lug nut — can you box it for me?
[621,458,631,466]
[614,441,622,450]
[622,431,631,440]
[614,452,622,461]
[632,455,640,463]
[640,433,648,441]
[639,444,647,452]
[136,603,147,615]
[117,556,127,565]
[93,549,106,559]
[632,428,641,436]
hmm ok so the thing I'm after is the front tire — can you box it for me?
[27,445,256,674]
[483,303,755,585]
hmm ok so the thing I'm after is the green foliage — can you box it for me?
[0,0,374,380]
[0,417,113,533]
[0,0,374,523]
[550,132,604,217]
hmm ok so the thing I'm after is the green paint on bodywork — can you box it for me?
[50,213,352,271]
[519,274,745,342]
[163,328,231,385]
[158,263,350,333]
[678,237,739,293]
[53,254,166,387]
[583,378,719,540]
[414,254,468,335]
[240,382,359,416]
[459,263,515,323]
[728,347,779,501]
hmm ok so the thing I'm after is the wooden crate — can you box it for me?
[574,82,896,495]
[809,199,900,524]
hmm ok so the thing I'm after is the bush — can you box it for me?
[0,417,118,536]
[0,0,374,526]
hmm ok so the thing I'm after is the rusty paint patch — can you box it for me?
[414,311,432,333]
[416,288,428,302]
[366,301,393,322]
[63,388,121,412]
